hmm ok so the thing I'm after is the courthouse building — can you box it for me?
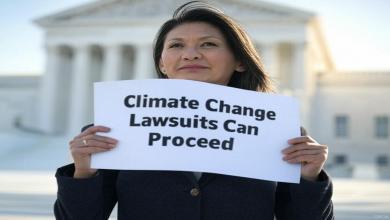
[0,0,389,178]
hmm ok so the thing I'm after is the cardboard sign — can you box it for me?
[92,79,301,183]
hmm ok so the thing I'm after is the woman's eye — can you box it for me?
[168,43,183,48]
[202,42,217,47]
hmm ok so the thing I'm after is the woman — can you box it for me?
[55,1,333,219]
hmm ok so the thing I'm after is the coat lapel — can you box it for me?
[182,171,199,186]
[198,172,218,187]
[181,172,218,187]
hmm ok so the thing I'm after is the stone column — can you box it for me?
[260,43,280,80]
[291,42,306,91]
[102,44,122,81]
[291,42,309,128]
[69,45,91,135]
[37,45,60,134]
[133,44,155,79]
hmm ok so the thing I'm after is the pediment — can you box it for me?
[35,0,314,27]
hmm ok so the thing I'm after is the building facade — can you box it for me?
[0,0,389,177]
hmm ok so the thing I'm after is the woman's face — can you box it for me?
[159,22,244,85]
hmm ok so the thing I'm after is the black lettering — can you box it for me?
[219,100,230,113]
[149,97,167,108]
[168,117,179,127]
[129,114,140,126]
[141,117,152,126]
[179,117,192,128]
[223,120,236,132]
[208,120,218,130]
[221,138,234,150]
[267,111,276,120]
[148,133,161,146]
[209,139,220,149]
[248,125,259,136]
[124,95,136,108]
[147,134,234,150]
[197,138,208,148]
[179,96,189,108]
[186,137,196,147]
[152,117,169,126]
[231,105,242,115]
[172,136,184,146]
[236,124,246,134]
[162,136,171,146]
[255,109,265,121]
[141,94,147,107]
[205,99,218,112]
[188,100,199,109]
[167,99,179,108]
[242,106,254,117]
[199,116,208,129]
[193,115,199,128]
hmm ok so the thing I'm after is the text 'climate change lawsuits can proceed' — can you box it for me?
[125,94,276,150]
[92,79,301,183]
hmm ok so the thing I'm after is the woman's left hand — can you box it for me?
[282,136,328,181]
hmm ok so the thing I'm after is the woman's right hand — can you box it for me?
[69,125,118,178]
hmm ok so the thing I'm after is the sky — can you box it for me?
[0,0,389,76]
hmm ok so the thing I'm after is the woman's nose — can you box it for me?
[182,47,201,60]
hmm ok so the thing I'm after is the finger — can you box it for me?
[83,134,118,145]
[72,146,113,155]
[72,139,117,149]
[282,143,327,154]
[283,149,325,161]
[75,126,111,139]
[287,136,316,145]
[70,134,118,148]
[285,153,327,164]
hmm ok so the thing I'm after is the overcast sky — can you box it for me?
[1,0,389,75]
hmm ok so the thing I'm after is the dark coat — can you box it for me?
[54,124,333,219]
[54,165,333,220]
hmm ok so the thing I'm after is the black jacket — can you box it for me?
[54,164,333,220]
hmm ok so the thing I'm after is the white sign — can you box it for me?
[92,79,301,183]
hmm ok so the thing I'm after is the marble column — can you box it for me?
[38,45,60,134]
[133,44,155,79]
[291,42,309,128]
[102,44,122,81]
[291,42,306,91]
[69,45,91,135]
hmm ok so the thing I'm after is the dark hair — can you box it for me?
[153,1,272,92]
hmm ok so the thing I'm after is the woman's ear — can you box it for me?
[159,60,167,75]
[235,62,246,72]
